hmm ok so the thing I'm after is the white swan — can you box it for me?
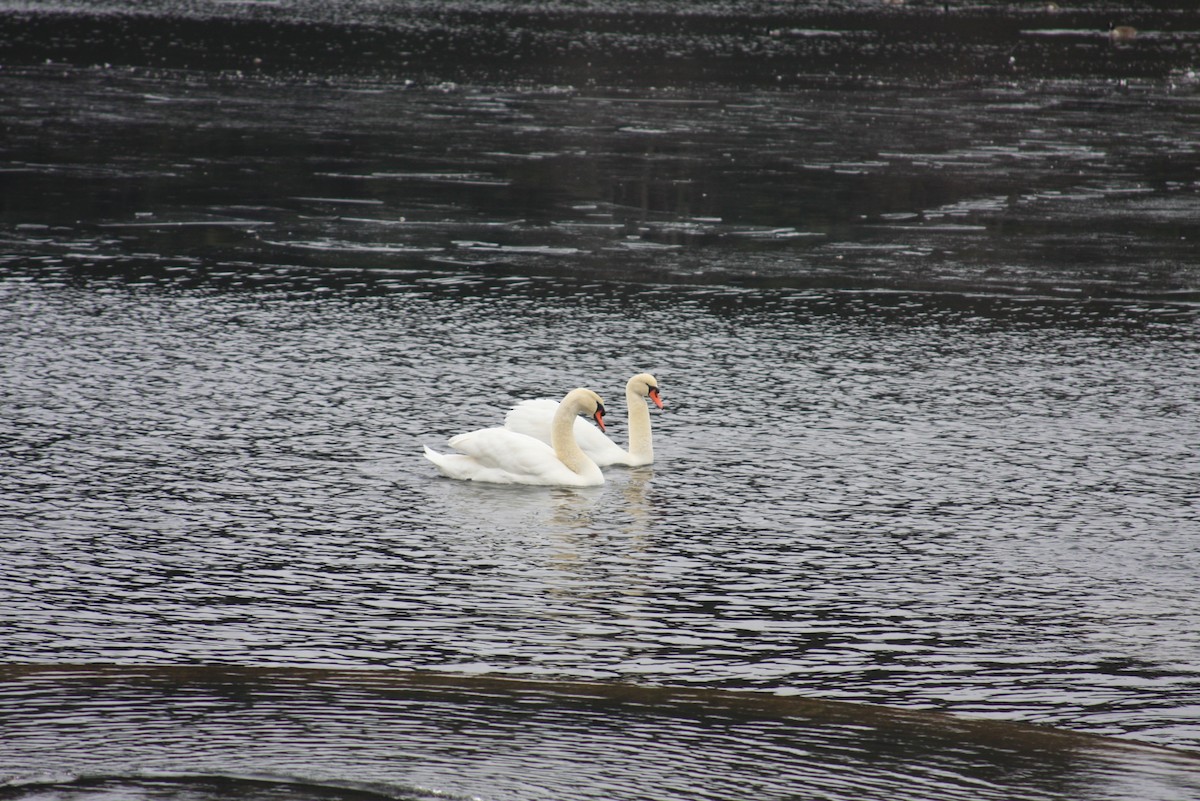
[423,388,607,486]
[504,373,662,467]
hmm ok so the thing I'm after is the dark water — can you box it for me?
[4,664,1200,801]
[2,2,1200,799]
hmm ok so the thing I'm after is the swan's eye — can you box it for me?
[596,403,606,416]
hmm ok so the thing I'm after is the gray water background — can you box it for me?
[2,2,1200,799]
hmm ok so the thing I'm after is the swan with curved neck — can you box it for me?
[424,388,607,486]
[505,373,662,467]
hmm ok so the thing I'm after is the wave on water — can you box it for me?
[3,665,1200,801]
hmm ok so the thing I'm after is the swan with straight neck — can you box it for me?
[505,373,662,467]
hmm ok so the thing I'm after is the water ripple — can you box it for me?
[3,22,1200,789]
[3,665,1199,801]
[2,273,1197,752]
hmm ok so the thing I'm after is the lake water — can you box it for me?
[2,2,1200,799]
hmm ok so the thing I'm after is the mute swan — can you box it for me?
[1109,22,1137,42]
[423,388,607,486]
[504,373,662,467]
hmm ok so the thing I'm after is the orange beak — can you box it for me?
[649,387,664,409]
[593,408,606,433]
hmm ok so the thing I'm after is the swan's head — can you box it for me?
[565,387,607,433]
[629,372,664,409]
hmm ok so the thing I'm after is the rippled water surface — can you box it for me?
[4,664,1200,801]
[3,1,1200,799]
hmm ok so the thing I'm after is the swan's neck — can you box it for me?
[551,401,594,475]
[626,386,653,462]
